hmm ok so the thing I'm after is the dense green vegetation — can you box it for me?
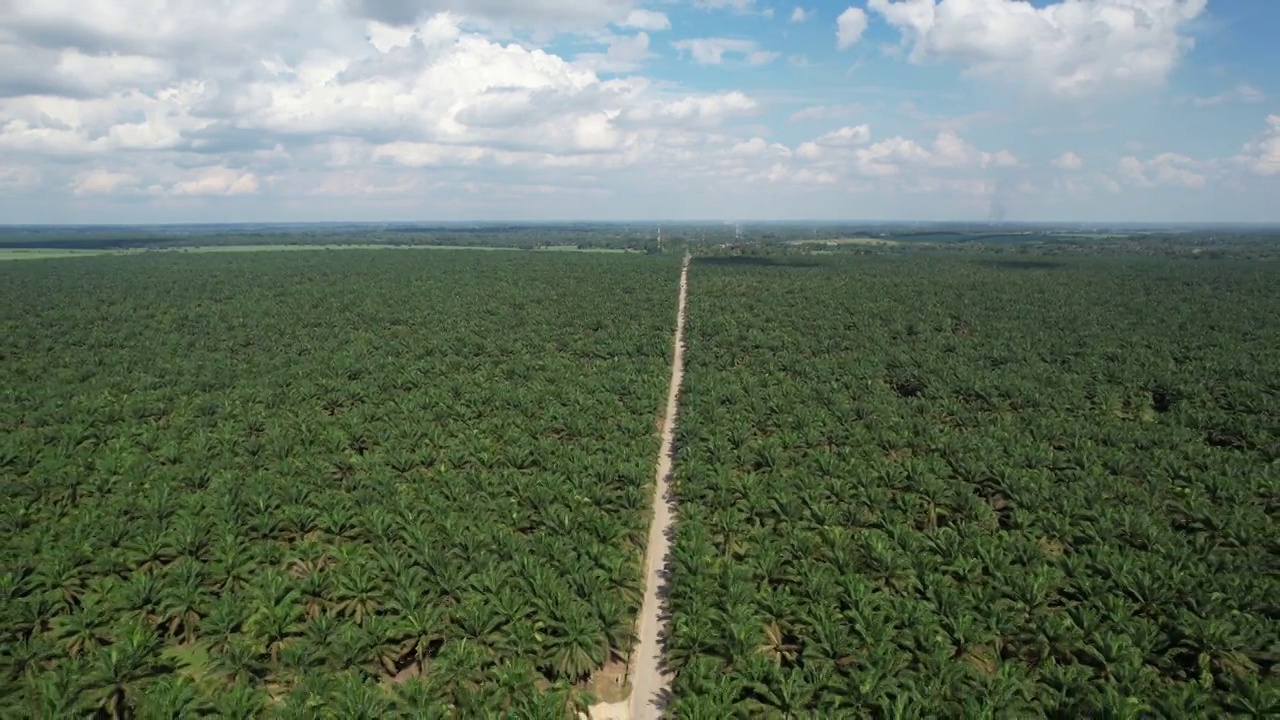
[1,250,679,716]
[4,235,1277,717]
[666,254,1278,716]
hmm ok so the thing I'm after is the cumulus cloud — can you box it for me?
[789,104,862,123]
[170,167,261,196]
[731,137,792,156]
[1188,84,1266,108]
[576,32,654,72]
[71,169,139,196]
[622,91,759,126]
[0,3,807,213]
[796,125,873,160]
[1,0,1265,221]
[1237,115,1280,176]
[0,166,42,191]
[789,125,1016,179]
[851,131,1017,176]
[823,124,873,146]
[0,47,172,100]
[1118,152,1206,188]
[695,0,759,12]
[836,8,868,49]
[1052,152,1085,170]
[673,38,779,66]
[867,0,1206,97]
[348,0,638,31]
[790,7,811,23]
[754,163,839,184]
[618,9,670,31]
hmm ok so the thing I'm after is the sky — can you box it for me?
[0,0,1277,223]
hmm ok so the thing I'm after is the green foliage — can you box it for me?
[1,250,679,713]
[666,253,1279,715]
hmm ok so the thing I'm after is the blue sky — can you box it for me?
[0,0,1276,223]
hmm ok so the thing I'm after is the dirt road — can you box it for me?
[592,254,689,720]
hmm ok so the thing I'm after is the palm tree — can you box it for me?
[542,606,608,683]
[212,682,266,719]
[209,534,257,593]
[202,593,249,657]
[327,674,392,719]
[52,598,112,658]
[125,524,175,572]
[85,620,166,719]
[394,602,445,676]
[157,561,209,645]
[211,636,267,688]
[748,665,817,718]
[24,661,88,718]
[246,597,303,664]
[133,675,214,719]
[389,677,450,719]
[452,600,502,658]
[334,563,383,625]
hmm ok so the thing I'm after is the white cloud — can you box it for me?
[989,149,1020,167]
[867,0,1207,97]
[850,131,1017,176]
[70,169,139,196]
[1237,115,1280,176]
[618,9,670,31]
[854,137,932,176]
[348,0,641,31]
[1189,84,1266,108]
[790,7,811,23]
[818,124,873,146]
[577,32,654,72]
[0,20,784,205]
[1119,156,1154,187]
[795,123,872,160]
[1052,152,1085,170]
[789,104,861,123]
[0,0,1271,222]
[622,91,759,127]
[731,137,791,156]
[754,163,838,184]
[836,7,868,49]
[674,38,778,66]
[169,167,261,196]
[0,166,42,191]
[1118,153,1206,188]
[695,0,758,11]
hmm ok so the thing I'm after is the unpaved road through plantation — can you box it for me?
[591,254,689,720]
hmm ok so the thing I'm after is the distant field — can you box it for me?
[176,244,514,254]
[0,244,636,262]
[536,244,632,253]
[0,249,134,261]
[788,237,904,246]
